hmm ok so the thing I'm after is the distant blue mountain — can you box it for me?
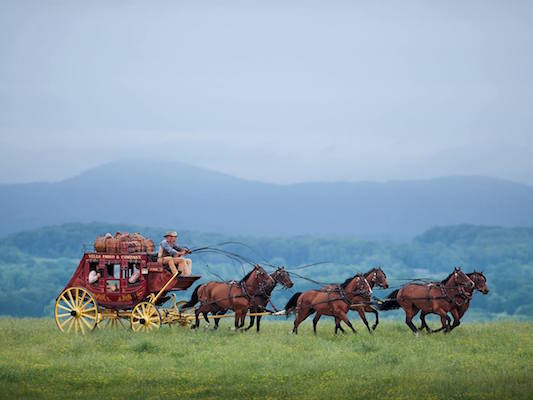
[1,160,532,237]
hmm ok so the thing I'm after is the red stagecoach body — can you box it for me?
[61,252,201,310]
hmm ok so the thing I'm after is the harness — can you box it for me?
[421,280,473,307]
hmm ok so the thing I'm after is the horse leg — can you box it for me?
[448,308,461,332]
[404,304,420,335]
[192,307,201,329]
[213,310,226,330]
[239,312,247,330]
[244,314,256,331]
[419,312,433,333]
[356,307,372,333]
[334,317,343,335]
[339,312,357,334]
[256,315,262,333]
[369,306,379,331]
[202,312,210,328]
[434,308,449,333]
[312,312,322,335]
[293,308,313,334]
[234,309,243,330]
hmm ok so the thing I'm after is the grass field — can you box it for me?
[0,318,532,400]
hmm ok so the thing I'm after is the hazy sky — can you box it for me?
[1,0,532,184]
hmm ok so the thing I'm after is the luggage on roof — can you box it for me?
[94,231,155,253]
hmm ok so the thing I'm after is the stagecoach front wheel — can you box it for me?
[131,302,161,332]
[55,287,98,335]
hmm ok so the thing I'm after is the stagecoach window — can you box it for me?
[106,263,121,279]
[88,260,99,271]
[127,262,138,278]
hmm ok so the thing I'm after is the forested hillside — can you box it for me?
[0,222,532,319]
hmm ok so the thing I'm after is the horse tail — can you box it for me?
[181,284,201,309]
[378,289,401,311]
[284,292,302,316]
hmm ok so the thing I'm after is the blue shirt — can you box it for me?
[159,239,186,257]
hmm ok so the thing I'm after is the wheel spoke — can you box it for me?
[61,294,74,309]
[57,312,71,318]
[67,318,75,333]
[57,303,72,312]
[75,288,80,307]
[74,319,79,334]
[81,316,93,330]
[82,306,97,314]
[59,316,73,330]
[80,297,93,310]
[79,319,86,335]
[67,291,75,309]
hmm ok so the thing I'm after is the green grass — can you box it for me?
[0,318,532,400]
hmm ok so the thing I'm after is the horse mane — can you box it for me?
[240,268,255,283]
[440,271,456,284]
[468,271,486,281]
[341,274,358,289]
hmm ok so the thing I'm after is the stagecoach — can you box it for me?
[54,250,201,334]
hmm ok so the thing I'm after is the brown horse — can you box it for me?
[321,267,388,332]
[286,274,372,335]
[210,266,294,331]
[379,267,474,335]
[182,265,274,330]
[419,271,489,333]
[244,267,294,332]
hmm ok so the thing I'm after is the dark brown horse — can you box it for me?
[321,267,388,332]
[182,265,274,330]
[379,267,474,335]
[244,267,294,332]
[286,274,372,335]
[419,271,489,333]
[210,266,294,331]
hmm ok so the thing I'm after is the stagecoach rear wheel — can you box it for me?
[131,302,161,332]
[55,287,98,335]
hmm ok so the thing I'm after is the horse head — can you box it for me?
[272,266,294,288]
[367,266,389,289]
[244,265,275,294]
[451,267,475,290]
[346,273,372,298]
[469,270,489,294]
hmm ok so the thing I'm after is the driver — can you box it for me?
[158,231,192,276]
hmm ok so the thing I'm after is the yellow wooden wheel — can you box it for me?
[55,287,98,335]
[131,302,161,332]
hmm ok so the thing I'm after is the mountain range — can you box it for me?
[1,159,532,237]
